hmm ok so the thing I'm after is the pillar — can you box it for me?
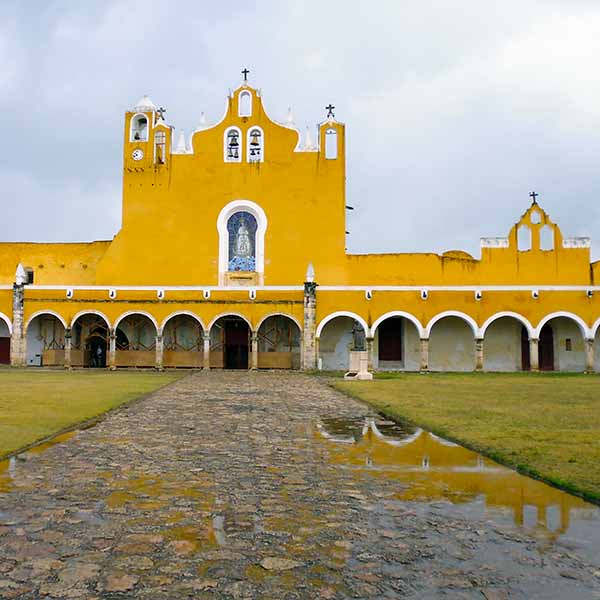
[64,328,72,370]
[475,337,484,372]
[250,332,258,370]
[108,329,116,370]
[366,337,375,371]
[302,281,318,370]
[585,338,595,373]
[529,338,539,372]
[155,333,163,371]
[10,283,26,367]
[419,338,429,372]
[203,333,211,370]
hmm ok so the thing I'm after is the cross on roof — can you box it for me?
[529,190,539,204]
[242,68,250,82]
[157,107,166,119]
[326,104,335,118]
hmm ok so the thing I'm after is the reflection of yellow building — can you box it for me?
[1,72,600,371]
[317,418,594,537]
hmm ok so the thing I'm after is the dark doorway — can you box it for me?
[539,324,554,371]
[224,318,249,369]
[86,334,107,368]
[378,318,403,361]
[0,338,10,364]
[521,326,530,371]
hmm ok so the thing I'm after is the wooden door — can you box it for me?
[539,324,554,371]
[225,321,249,369]
[521,326,530,371]
[378,318,403,361]
[0,338,10,364]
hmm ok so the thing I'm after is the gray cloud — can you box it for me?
[2,0,600,259]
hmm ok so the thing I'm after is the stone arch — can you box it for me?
[209,314,251,369]
[162,312,205,368]
[72,312,111,368]
[0,312,12,335]
[535,312,589,372]
[425,311,479,338]
[317,312,368,371]
[257,313,302,369]
[114,310,159,333]
[71,309,111,330]
[25,311,67,367]
[427,313,477,372]
[161,311,206,333]
[481,313,534,372]
[208,312,253,333]
[114,312,158,368]
[370,312,424,371]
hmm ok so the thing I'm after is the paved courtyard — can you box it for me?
[0,371,599,599]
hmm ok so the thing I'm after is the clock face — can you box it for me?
[131,148,144,161]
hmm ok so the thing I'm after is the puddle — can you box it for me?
[316,416,600,552]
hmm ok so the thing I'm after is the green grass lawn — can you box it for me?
[0,369,184,458]
[333,373,600,503]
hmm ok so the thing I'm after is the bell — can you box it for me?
[250,148,256,156]
[227,147,233,159]
[230,137,239,147]
[233,148,239,159]
[250,132,260,146]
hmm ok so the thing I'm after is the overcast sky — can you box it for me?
[2,1,600,259]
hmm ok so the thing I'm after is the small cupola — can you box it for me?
[133,95,157,112]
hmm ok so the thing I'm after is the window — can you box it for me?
[131,114,148,142]
[540,225,554,251]
[247,127,263,162]
[239,91,252,117]
[227,211,257,271]
[25,267,34,285]
[155,131,166,164]
[325,128,338,159]
[224,127,242,162]
[565,338,572,351]
[517,225,531,251]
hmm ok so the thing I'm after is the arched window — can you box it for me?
[247,127,264,162]
[517,225,532,251]
[131,114,148,142]
[227,211,258,272]
[540,225,554,251]
[224,127,242,162]
[239,91,252,117]
[325,128,338,159]
[155,130,166,164]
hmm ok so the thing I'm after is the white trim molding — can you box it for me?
[369,311,425,338]
[217,199,268,287]
[480,311,534,339]
[25,310,68,331]
[207,312,254,333]
[114,310,159,333]
[563,237,591,249]
[255,312,303,333]
[160,311,206,333]
[0,312,12,335]
[316,311,369,338]
[480,237,509,248]
[425,311,480,338]
[534,311,591,339]
[71,310,112,330]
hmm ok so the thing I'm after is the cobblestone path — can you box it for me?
[1,372,599,599]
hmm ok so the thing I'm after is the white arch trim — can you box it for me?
[160,311,206,332]
[480,312,534,338]
[114,311,159,333]
[207,312,254,333]
[0,312,12,335]
[369,311,424,338]
[591,317,600,339]
[425,311,480,338]
[534,311,591,339]
[71,310,112,330]
[316,311,369,338]
[217,199,268,286]
[256,312,302,333]
[25,310,68,331]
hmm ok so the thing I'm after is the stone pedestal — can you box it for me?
[529,338,539,372]
[108,330,116,370]
[585,338,595,373]
[366,337,375,371]
[155,334,164,370]
[64,328,72,370]
[203,333,211,370]
[419,338,429,372]
[250,333,258,370]
[475,338,484,372]
[302,281,317,370]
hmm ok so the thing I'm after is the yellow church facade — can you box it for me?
[1,76,599,372]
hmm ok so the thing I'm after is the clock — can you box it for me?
[131,148,144,161]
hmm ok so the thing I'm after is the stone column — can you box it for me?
[64,328,72,370]
[155,333,164,371]
[366,337,375,371]
[250,332,258,370]
[203,333,211,370]
[108,329,117,370]
[10,283,26,367]
[529,338,539,372]
[585,338,595,373]
[419,338,429,372]
[475,337,484,372]
[302,281,318,370]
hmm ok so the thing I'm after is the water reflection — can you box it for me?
[317,416,599,542]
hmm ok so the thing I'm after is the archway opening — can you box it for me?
[210,316,250,369]
[26,314,66,367]
[373,316,420,371]
[428,316,475,372]
[483,317,526,371]
[537,317,585,372]
[0,318,10,365]
[163,315,204,368]
[319,316,366,371]
[257,315,301,369]
[72,314,109,368]
[116,314,157,368]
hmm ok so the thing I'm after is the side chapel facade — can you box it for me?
[1,76,600,373]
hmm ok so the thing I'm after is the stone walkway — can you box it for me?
[0,372,599,599]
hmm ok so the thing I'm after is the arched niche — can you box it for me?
[371,314,422,371]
